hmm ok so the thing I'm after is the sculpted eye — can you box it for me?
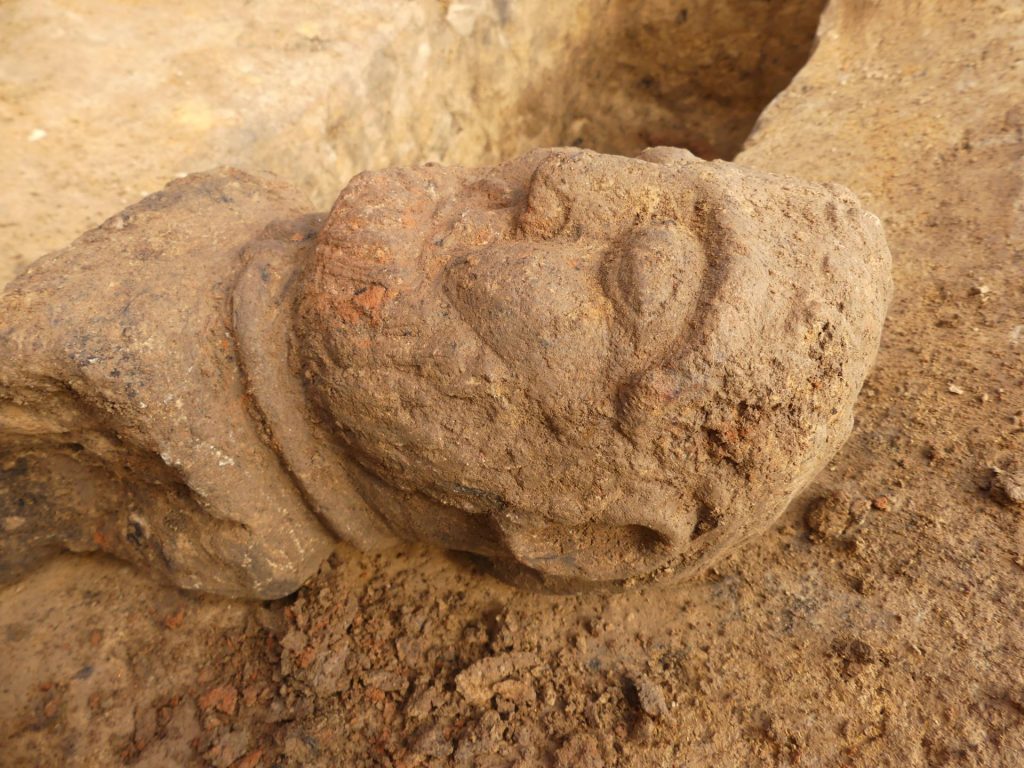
[441,241,614,422]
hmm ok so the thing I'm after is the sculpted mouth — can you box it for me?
[502,521,676,582]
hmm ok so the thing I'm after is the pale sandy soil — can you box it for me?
[0,0,822,286]
[2,1,1024,766]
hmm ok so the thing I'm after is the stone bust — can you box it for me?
[0,147,891,597]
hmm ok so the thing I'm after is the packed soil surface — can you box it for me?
[0,0,823,287]
[2,0,1024,766]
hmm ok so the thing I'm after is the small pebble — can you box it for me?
[633,675,669,718]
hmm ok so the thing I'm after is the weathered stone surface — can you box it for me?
[0,149,890,596]
[0,170,350,597]
[299,147,892,588]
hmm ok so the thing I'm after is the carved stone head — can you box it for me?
[297,148,891,587]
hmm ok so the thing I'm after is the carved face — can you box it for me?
[296,148,890,587]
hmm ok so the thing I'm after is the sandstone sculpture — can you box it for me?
[0,148,891,597]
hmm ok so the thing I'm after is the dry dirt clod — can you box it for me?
[204,729,252,768]
[991,467,1024,507]
[455,651,543,706]
[631,675,669,719]
[234,750,264,768]
[198,685,239,717]
[805,491,854,541]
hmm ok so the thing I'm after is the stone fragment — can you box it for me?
[0,170,345,597]
[0,149,891,597]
